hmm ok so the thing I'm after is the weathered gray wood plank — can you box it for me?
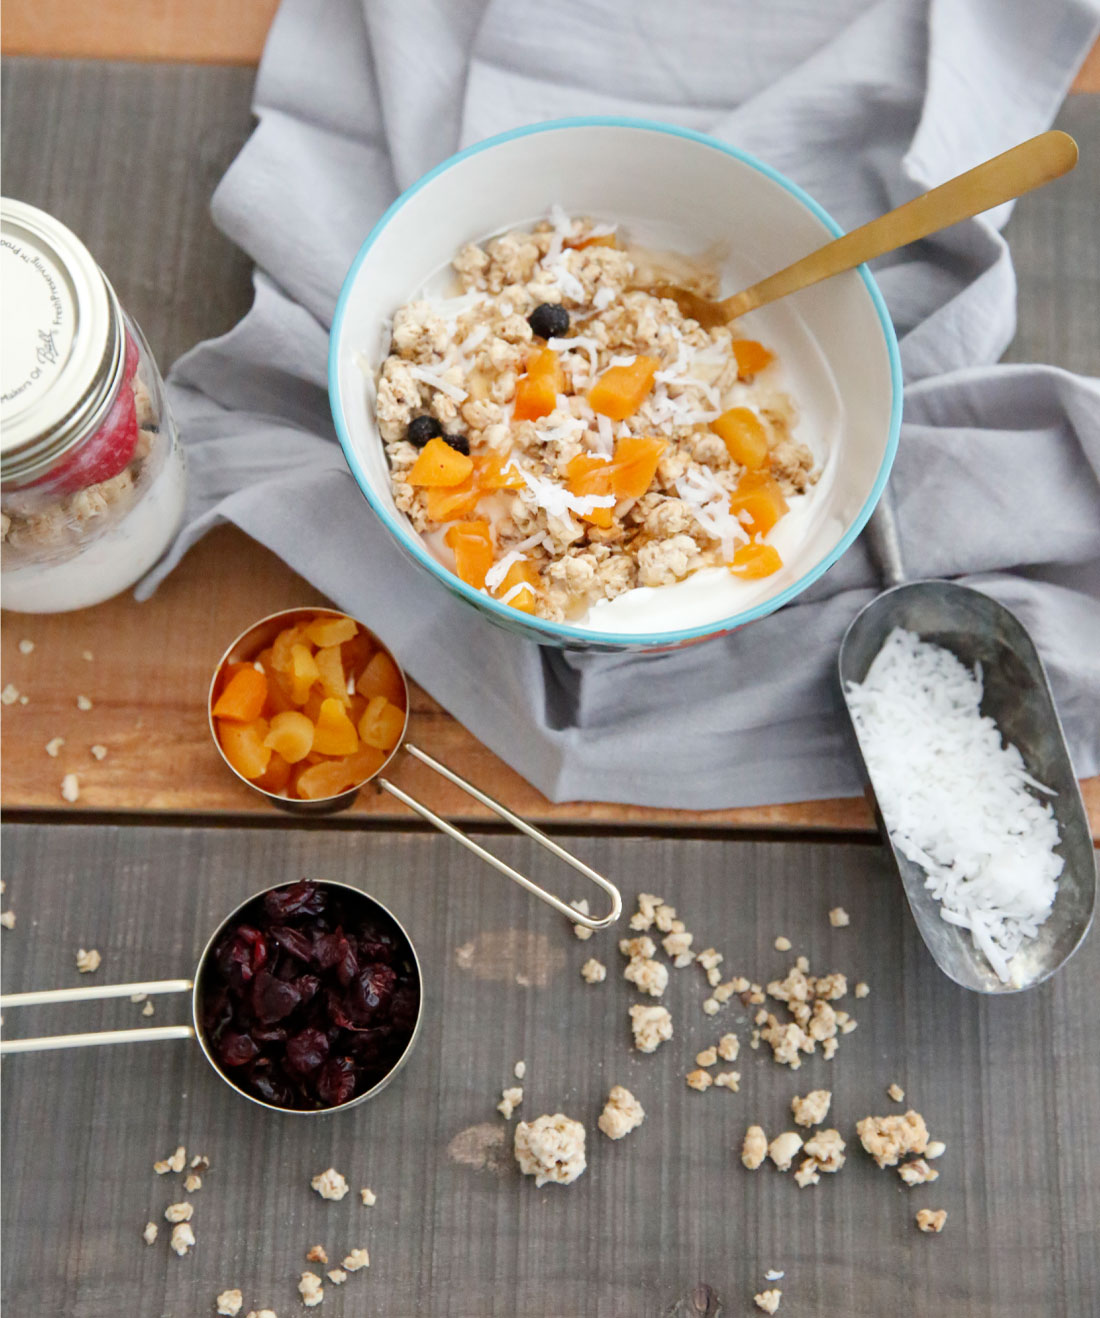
[1,823,1097,1316]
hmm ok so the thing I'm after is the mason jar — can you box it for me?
[1,198,187,612]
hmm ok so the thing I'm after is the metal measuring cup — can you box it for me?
[208,607,621,932]
[0,880,423,1115]
[838,493,1096,993]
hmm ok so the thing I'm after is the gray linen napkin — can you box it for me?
[142,0,1100,809]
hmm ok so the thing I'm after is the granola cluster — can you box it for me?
[376,209,814,623]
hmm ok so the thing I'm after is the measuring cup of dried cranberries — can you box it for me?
[195,880,422,1113]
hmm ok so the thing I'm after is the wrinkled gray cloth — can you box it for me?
[143,0,1100,808]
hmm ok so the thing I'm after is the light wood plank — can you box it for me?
[1,822,1097,1315]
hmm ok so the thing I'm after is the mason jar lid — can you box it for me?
[1,197,124,485]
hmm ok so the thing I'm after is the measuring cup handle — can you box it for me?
[0,1025,195,1055]
[378,745,622,930]
[866,487,906,589]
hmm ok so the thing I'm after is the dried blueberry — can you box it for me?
[441,434,469,456]
[528,303,569,339]
[406,415,443,447]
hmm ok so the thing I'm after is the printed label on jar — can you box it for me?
[0,234,77,430]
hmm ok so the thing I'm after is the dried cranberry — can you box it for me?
[316,1056,357,1107]
[286,1027,330,1075]
[248,1059,295,1108]
[263,880,325,921]
[215,924,268,984]
[270,925,313,962]
[347,963,396,1023]
[217,1032,260,1067]
[251,970,302,1023]
[295,974,321,1006]
[250,1024,288,1045]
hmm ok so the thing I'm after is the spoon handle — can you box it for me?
[724,130,1078,319]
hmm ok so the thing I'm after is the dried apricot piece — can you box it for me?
[356,651,405,708]
[731,339,774,377]
[729,470,789,537]
[514,347,564,422]
[254,751,293,794]
[728,542,784,579]
[304,615,358,648]
[289,643,321,705]
[263,665,299,716]
[493,560,539,613]
[294,747,386,800]
[565,454,614,528]
[444,520,494,589]
[476,453,524,491]
[311,697,359,756]
[710,407,769,469]
[218,718,272,780]
[611,435,667,499]
[341,631,374,679]
[358,695,405,752]
[264,710,315,764]
[408,437,474,488]
[587,355,659,421]
[315,645,349,705]
[212,666,268,723]
[425,477,482,522]
[271,624,307,674]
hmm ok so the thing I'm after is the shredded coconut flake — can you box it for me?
[407,363,467,402]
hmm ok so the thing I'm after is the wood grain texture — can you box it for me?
[1,822,1098,1315]
[1,61,1097,836]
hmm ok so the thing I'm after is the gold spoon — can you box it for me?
[651,130,1079,329]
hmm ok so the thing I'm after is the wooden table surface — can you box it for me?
[2,58,1098,833]
[3,821,1097,1316]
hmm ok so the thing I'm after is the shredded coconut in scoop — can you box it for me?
[846,627,1063,981]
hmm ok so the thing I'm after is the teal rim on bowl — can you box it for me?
[328,115,904,650]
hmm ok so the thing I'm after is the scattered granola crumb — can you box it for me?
[570,897,593,940]
[854,981,870,998]
[597,1085,645,1140]
[154,1145,187,1175]
[45,737,65,757]
[143,1001,155,1017]
[90,744,108,760]
[75,947,101,974]
[925,1140,946,1160]
[774,936,791,952]
[515,1114,586,1186]
[741,1125,768,1170]
[142,1221,158,1245]
[717,1033,739,1062]
[791,1089,832,1128]
[130,992,147,1002]
[246,1311,278,1318]
[306,1245,328,1264]
[887,1082,905,1102]
[454,941,475,969]
[629,1003,673,1053]
[702,997,719,1016]
[767,1131,804,1172]
[514,1060,526,1080]
[298,1272,324,1307]
[695,1047,718,1068]
[326,1269,347,1285]
[18,694,28,705]
[164,1202,193,1223]
[714,1071,740,1091]
[82,650,94,662]
[342,1248,370,1272]
[76,694,93,711]
[580,957,607,984]
[821,1037,839,1060]
[794,1157,820,1188]
[216,1290,244,1317]
[184,1171,201,1191]
[803,1128,847,1172]
[828,906,850,927]
[170,1222,195,1257]
[311,1168,349,1201]
[856,1111,929,1168]
[61,773,80,803]
[497,1086,524,1119]
[685,1068,713,1092]
[898,1158,939,1187]
[754,1288,782,1313]
[1,684,20,705]
[18,639,34,654]
[360,1187,376,1206]
[0,911,15,930]
[623,951,669,997]
[191,1154,210,1171]
[916,1208,948,1234]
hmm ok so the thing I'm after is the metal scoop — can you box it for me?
[838,493,1096,993]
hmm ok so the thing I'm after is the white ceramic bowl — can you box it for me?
[329,117,902,652]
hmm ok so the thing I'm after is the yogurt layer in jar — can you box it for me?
[1,198,186,613]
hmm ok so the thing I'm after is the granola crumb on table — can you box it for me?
[216,1289,244,1316]
[856,1111,930,1168]
[169,1222,195,1257]
[514,1113,587,1186]
[580,957,607,984]
[142,1221,158,1245]
[497,1086,524,1120]
[791,1089,832,1128]
[305,1245,328,1264]
[360,1186,377,1206]
[297,1272,324,1307]
[629,1003,673,1053]
[327,1268,348,1285]
[828,906,850,927]
[741,1125,768,1170]
[310,1167,349,1201]
[767,1131,804,1171]
[887,1082,905,1102]
[598,1085,645,1140]
[343,1248,370,1272]
[754,1287,783,1313]
[916,1208,948,1234]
